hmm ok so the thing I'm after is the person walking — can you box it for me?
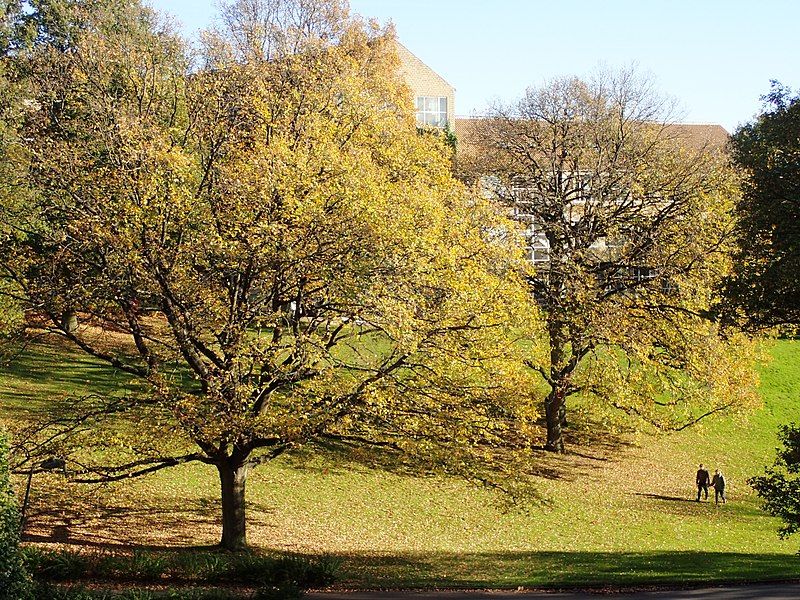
[711,469,727,504]
[696,464,710,501]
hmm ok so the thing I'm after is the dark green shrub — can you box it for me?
[270,554,341,588]
[31,584,100,600]
[99,549,169,581]
[203,551,340,587]
[32,584,241,599]
[26,546,340,592]
[0,431,33,599]
[749,423,800,543]
[23,547,91,580]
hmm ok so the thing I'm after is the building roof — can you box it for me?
[665,123,730,149]
[454,118,729,155]
[395,42,455,92]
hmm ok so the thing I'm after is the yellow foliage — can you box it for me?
[4,1,541,481]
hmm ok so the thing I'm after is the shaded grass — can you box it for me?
[1,338,800,588]
[0,340,138,416]
[329,550,800,588]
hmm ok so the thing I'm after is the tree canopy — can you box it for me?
[732,82,800,550]
[460,69,760,452]
[0,0,535,549]
[726,82,800,328]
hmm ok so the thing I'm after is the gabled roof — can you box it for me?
[394,41,455,91]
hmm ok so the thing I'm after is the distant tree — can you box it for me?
[726,81,800,328]
[1,0,534,550]
[0,0,31,358]
[462,68,759,453]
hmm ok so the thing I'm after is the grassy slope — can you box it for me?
[1,339,799,588]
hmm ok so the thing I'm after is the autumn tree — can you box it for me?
[726,81,800,329]
[1,0,534,549]
[460,69,759,453]
[0,0,29,355]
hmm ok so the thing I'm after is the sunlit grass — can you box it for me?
[1,337,799,588]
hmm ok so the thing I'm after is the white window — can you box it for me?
[515,212,550,265]
[630,266,657,282]
[415,96,448,127]
[510,189,550,265]
[526,223,550,265]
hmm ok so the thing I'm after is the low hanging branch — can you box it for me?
[68,453,210,484]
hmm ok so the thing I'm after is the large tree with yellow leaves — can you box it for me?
[462,69,760,453]
[1,0,534,549]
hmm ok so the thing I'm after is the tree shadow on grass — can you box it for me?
[313,549,800,589]
[635,493,694,502]
[632,493,767,519]
[280,439,569,494]
[1,341,137,413]
[285,434,630,488]
[21,542,800,590]
[22,495,224,550]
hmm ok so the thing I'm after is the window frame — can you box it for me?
[415,96,448,128]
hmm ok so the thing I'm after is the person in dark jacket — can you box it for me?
[696,464,710,501]
[711,469,726,504]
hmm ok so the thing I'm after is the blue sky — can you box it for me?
[148,0,799,132]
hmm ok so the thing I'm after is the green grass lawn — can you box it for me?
[2,337,800,589]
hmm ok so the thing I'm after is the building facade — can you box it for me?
[395,42,455,129]
[397,42,730,275]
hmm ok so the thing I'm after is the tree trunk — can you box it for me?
[217,461,248,550]
[61,309,78,333]
[544,386,566,453]
[545,309,567,453]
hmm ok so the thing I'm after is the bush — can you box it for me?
[25,545,341,590]
[749,423,800,541]
[23,547,92,581]
[100,549,169,581]
[0,430,33,599]
[200,552,340,587]
[254,583,303,600]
